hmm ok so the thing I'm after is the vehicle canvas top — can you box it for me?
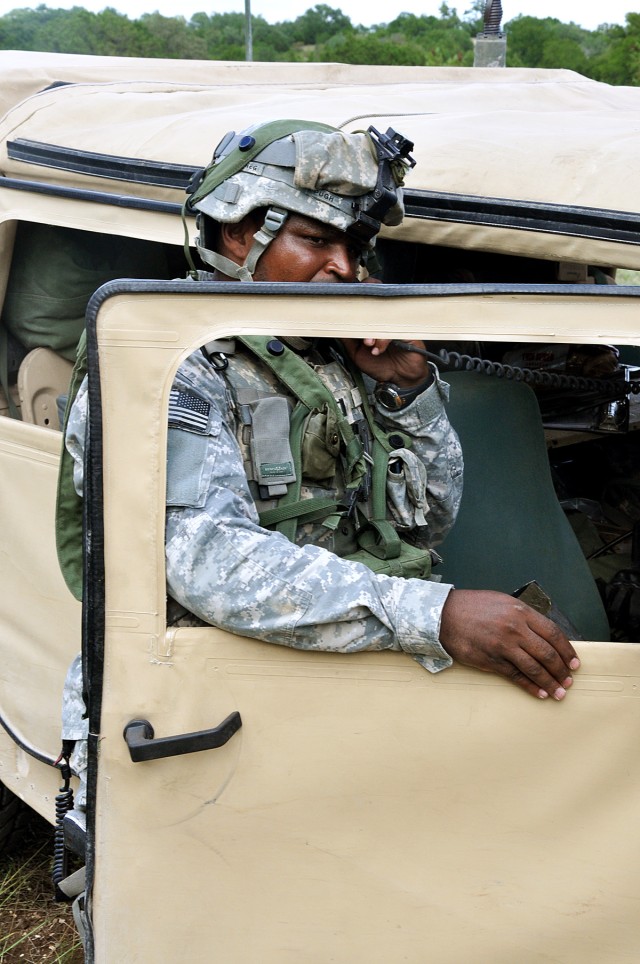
[0,49,374,118]
[2,56,640,266]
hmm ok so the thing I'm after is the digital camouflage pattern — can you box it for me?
[60,653,88,808]
[192,124,407,257]
[164,341,463,672]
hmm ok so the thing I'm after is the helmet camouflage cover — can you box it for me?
[185,118,415,280]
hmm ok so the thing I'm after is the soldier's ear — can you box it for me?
[219,215,260,260]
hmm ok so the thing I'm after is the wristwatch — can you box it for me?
[375,374,433,410]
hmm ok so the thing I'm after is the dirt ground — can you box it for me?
[0,821,83,963]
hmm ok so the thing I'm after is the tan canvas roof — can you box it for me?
[1,52,639,264]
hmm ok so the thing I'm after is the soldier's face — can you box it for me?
[254,214,364,283]
[222,212,365,283]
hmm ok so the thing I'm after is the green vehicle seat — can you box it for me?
[436,371,610,641]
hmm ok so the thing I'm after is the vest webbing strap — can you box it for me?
[339,360,415,559]
[343,362,395,519]
[239,336,369,543]
[263,394,325,541]
[259,495,344,528]
[238,336,344,413]
[238,337,401,555]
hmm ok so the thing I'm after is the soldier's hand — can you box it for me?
[439,589,580,700]
[340,338,431,387]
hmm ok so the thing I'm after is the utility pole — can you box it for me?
[474,1,507,67]
[245,0,253,62]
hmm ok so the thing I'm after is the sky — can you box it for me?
[0,0,636,30]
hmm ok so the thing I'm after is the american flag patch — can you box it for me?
[168,389,211,433]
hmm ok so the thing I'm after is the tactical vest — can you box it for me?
[223,336,433,580]
[56,333,433,601]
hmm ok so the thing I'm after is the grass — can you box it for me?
[0,823,83,963]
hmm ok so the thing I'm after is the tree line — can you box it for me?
[1,2,639,85]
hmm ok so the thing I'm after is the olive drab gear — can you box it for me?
[184,119,415,281]
[229,336,433,580]
[55,330,87,600]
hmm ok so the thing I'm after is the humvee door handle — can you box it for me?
[123,712,242,762]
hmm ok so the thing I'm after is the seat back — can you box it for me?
[437,371,610,641]
[17,347,73,430]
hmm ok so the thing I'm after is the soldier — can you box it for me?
[66,120,579,714]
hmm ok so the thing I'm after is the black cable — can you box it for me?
[52,745,75,902]
[391,339,639,402]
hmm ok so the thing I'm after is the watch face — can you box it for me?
[375,383,404,410]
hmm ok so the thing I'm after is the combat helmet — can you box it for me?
[184,119,416,281]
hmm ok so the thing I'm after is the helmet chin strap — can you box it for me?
[197,206,289,282]
[195,245,254,282]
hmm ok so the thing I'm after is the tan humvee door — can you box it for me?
[90,283,640,963]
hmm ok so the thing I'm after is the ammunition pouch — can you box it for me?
[345,540,432,579]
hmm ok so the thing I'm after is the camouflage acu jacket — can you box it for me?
[163,339,463,672]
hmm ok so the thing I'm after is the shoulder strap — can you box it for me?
[238,336,369,541]
[238,337,407,561]
[238,336,341,413]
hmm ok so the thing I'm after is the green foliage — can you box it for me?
[589,14,640,86]
[316,32,427,66]
[184,11,299,62]
[0,4,637,84]
[374,11,475,65]
[289,4,354,44]
[0,5,150,56]
[139,13,206,60]
[505,16,591,73]
[187,12,246,60]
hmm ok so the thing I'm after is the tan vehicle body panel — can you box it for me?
[89,287,640,963]
[0,417,80,817]
[0,52,639,961]
[1,54,640,267]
